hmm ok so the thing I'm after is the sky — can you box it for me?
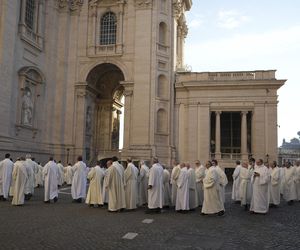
[184,0,300,146]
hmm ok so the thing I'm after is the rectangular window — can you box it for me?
[25,0,36,30]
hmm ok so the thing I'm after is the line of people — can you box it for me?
[1,153,300,216]
[232,159,300,214]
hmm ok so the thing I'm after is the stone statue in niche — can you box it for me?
[86,107,92,134]
[111,117,120,150]
[21,87,34,126]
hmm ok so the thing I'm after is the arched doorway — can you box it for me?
[85,63,125,162]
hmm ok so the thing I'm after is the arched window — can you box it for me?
[157,75,168,98]
[159,22,167,45]
[100,12,117,45]
[25,0,36,30]
[157,109,168,133]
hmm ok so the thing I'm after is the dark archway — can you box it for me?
[85,63,125,161]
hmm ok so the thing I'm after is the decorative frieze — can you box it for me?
[135,0,153,9]
[56,0,84,13]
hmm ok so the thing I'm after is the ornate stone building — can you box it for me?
[0,0,285,167]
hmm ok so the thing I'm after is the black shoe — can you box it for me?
[2,198,7,201]
[53,197,58,203]
[288,200,293,206]
[44,200,50,204]
[201,212,207,216]
[76,198,82,203]
[218,210,225,216]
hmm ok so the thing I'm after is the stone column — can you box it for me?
[241,111,248,160]
[178,103,185,161]
[215,111,221,159]
[120,81,134,151]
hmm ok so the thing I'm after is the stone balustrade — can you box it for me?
[177,70,277,82]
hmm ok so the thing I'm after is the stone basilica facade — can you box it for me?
[0,0,285,167]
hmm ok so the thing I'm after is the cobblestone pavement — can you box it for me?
[1,185,300,250]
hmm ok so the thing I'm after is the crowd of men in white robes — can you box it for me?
[1,152,300,216]
[232,158,300,214]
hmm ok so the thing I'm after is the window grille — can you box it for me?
[25,0,36,30]
[100,12,117,45]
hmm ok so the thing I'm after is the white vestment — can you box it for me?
[139,164,149,205]
[35,164,44,187]
[282,166,297,202]
[176,167,189,211]
[148,163,164,209]
[239,166,253,205]
[104,161,126,211]
[171,164,181,206]
[195,165,205,206]
[65,165,73,185]
[279,167,285,195]
[188,168,197,209]
[163,169,171,207]
[43,161,59,201]
[102,168,109,203]
[232,165,241,201]
[202,167,224,214]
[0,158,14,198]
[295,166,300,200]
[24,159,35,194]
[12,160,28,205]
[86,165,105,205]
[71,161,87,199]
[215,166,228,204]
[57,163,65,186]
[124,163,138,209]
[250,165,270,213]
[269,166,281,205]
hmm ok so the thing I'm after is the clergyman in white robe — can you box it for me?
[232,161,241,202]
[239,162,253,209]
[147,158,164,212]
[176,163,190,212]
[213,160,228,205]
[102,166,109,204]
[124,160,138,210]
[12,158,28,206]
[269,161,281,207]
[24,155,36,197]
[195,161,205,206]
[282,163,297,204]
[0,154,14,200]
[170,161,181,207]
[250,160,270,214]
[86,163,105,206]
[202,161,224,215]
[139,161,149,206]
[35,163,44,187]
[163,168,171,207]
[65,163,73,185]
[71,157,87,202]
[104,158,126,212]
[57,161,65,186]
[187,164,197,210]
[43,158,59,203]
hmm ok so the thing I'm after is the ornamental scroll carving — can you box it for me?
[56,0,84,12]
[135,0,153,9]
